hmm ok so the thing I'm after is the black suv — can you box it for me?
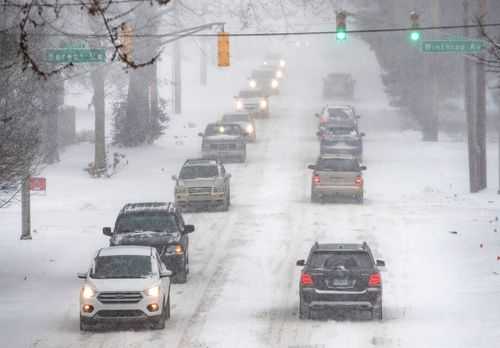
[296,242,385,320]
[103,202,194,283]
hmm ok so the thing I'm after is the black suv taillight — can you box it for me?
[368,272,381,287]
[300,272,314,286]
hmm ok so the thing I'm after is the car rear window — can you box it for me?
[327,109,351,119]
[91,255,152,279]
[309,251,373,269]
[316,158,359,171]
[115,213,178,233]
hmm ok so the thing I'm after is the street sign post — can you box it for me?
[421,39,486,53]
[46,42,106,63]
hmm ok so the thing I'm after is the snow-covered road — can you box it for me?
[2,36,500,348]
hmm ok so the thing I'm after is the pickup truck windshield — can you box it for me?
[116,213,178,233]
[180,165,218,179]
[205,124,242,136]
[91,255,152,279]
[239,90,262,98]
[316,158,359,171]
[223,115,249,123]
[310,251,372,269]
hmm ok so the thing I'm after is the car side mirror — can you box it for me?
[102,227,112,237]
[226,173,232,179]
[307,164,316,170]
[360,166,367,171]
[296,259,305,266]
[160,270,173,278]
[171,175,178,181]
[356,115,361,119]
[77,272,87,279]
[198,132,204,137]
[360,132,366,137]
[184,225,195,233]
[315,113,320,118]
[316,131,321,137]
[376,260,386,268]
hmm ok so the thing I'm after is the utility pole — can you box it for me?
[200,3,208,86]
[20,175,31,240]
[172,0,182,114]
[423,0,440,141]
[464,0,479,192]
[91,68,106,175]
[476,0,488,190]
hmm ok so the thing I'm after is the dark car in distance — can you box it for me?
[297,242,385,320]
[103,202,194,284]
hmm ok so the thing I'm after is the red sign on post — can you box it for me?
[30,177,46,192]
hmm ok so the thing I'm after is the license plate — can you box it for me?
[332,279,349,286]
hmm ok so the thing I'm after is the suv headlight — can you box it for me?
[271,79,279,89]
[249,79,257,88]
[236,100,244,110]
[259,99,268,110]
[276,70,283,79]
[145,285,160,297]
[246,124,254,134]
[82,285,96,299]
[280,59,286,68]
[166,244,184,255]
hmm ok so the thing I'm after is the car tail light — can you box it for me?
[300,272,314,286]
[368,272,381,287]
[355,175,363,186]
[312,175,320,185]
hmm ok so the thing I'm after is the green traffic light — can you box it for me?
[410,31,421,41]
[336,31,347,41]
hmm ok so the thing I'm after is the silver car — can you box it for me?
[308,155,366,204]
[319,126,365,161]
[173,159,231,212]
[221,112,257,142]
[234,89,270,118]
[199,123,247,163]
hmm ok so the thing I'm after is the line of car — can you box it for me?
[296,74,386,321]
[77,54,288,331]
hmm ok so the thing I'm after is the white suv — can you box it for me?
[78,246,172,331]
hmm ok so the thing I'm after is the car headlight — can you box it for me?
[276,70,283,79]
[246,124,254,134]
[249,79,257,88]
[280,59,286,68]
[236,100,244,110]
[82,285,96,299]
[259,99,268,109]
[166,244,184,255]
[145,285,160,297]
[271,79,279,89]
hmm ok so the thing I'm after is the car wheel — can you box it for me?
[299,296,310,320]
[165,295,171,320]
[221,194,229,211]
[310,191,319,203]
[79,316,92,331]
[173,262,188,284]
[228,189,231,206]
[357,194,364,204]
[371,300,383,321]
[151,309,166,330]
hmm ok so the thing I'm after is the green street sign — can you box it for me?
[46,48,106,64]
[421,39,486,53]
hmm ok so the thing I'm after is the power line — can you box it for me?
[0,0,156,7]
[8,22,500,39]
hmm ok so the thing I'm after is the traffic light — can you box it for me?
[409,11,421,42]
[119,22,133,62]
[218,32,230,67]
[336,11,347,41]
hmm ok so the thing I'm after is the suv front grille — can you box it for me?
[96,310,145,318]
[97,291,143,304]
[244,103,259,110]
[188,187,212,195]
